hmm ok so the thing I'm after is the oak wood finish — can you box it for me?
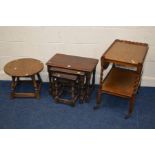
[46,53,99,103]
[95,39,149,118]
[49,67,85,76]
[102,67,139,97]
[48,67,85,99]
[4,58,44,98]
[104,39,148,66]
[52,72,79,106]
[47,53,98,72]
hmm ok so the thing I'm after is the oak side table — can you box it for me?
[94,39,149,119]
[4,58,44,99]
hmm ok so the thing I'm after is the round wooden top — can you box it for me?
[4,58,44,77]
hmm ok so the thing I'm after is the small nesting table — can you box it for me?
[4,58,44,98]
[94,39,149,118]
[46,53,99,103]
[52,72,79,106]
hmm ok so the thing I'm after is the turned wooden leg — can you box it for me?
[137,81,141,95]
[70,82,76,106]
[54,78,59,102]
[85,73,91,102]
[71,82,75,99]
[125,95,135,119]
[16,77,20,85]
[11,76,16,99]
[37,73,42,92]
[51,77,55,97]
[79,75,85,103]
[37,73,42,83]
[48,69,52,94]
[32,75,39,99]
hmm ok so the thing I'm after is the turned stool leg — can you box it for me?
[16,77,20,86]
[37,73,42,83]
[32,75,39,99]
[37,73,42,95]
[11,76,16,99]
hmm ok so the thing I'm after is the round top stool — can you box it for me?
[4,58,44,99]
[4,58,44,77]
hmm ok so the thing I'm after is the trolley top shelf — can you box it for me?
[102,39,149,66]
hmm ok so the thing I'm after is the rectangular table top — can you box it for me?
[103,39,149,66]
[47,53,99,72]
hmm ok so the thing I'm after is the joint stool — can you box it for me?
[4,58,44,99]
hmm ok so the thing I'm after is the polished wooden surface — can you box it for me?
[50,67,85,76]
[47,53,98,72]
[52,72,78,81]
[4,58,44,77]
[52,72,79,106]
[102,67,139,97]
[103,39,148,66]
[48,65,85,102]
[96,39,149,118]
[4,58,43,99]
[47,53,99,103]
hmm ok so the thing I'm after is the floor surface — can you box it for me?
[0,81,155,129]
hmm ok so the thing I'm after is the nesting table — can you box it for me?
[4,58,44,98]
[94,39,149,118]
[46,53,99,103]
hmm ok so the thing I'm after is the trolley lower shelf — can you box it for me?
[101,67,139,98]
